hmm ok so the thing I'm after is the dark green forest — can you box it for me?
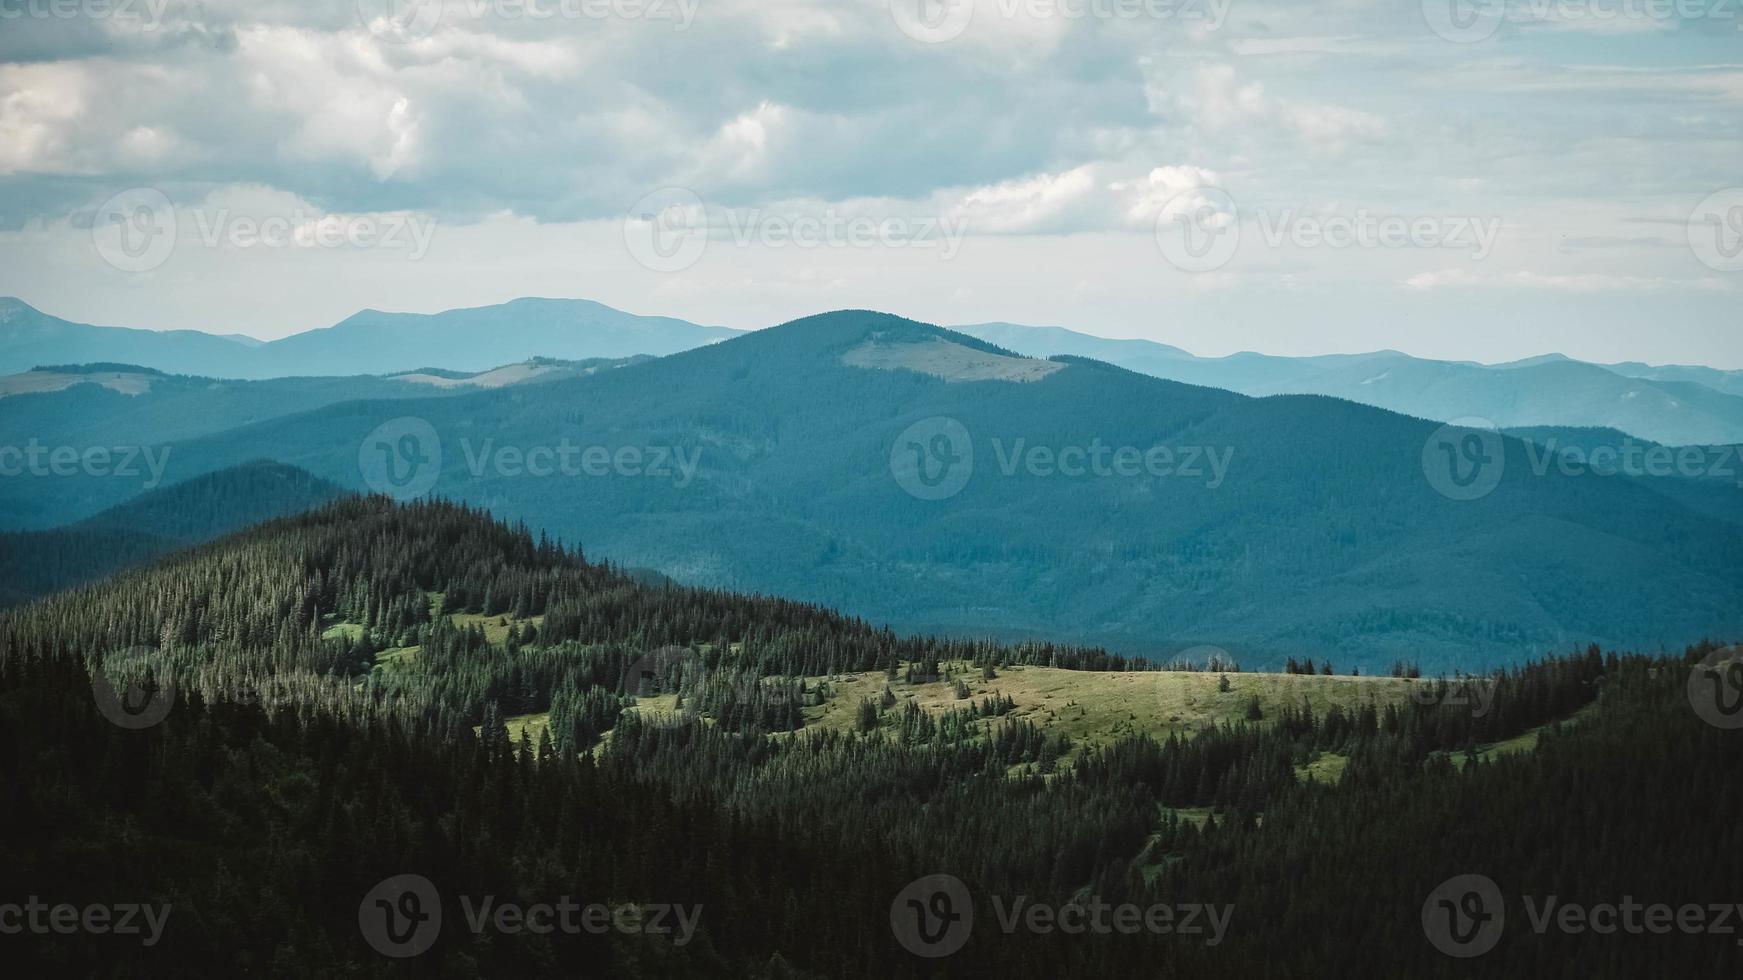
[2,497,1737,977]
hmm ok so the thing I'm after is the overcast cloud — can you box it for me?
[1,0,1740,366]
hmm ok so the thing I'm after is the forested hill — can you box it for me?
[0,495,1145,734]
[2,494,1738,976]
[0,461,344,608]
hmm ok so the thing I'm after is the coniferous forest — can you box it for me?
[2,497,1738,977]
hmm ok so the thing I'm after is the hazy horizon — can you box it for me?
[9,291,1743,372]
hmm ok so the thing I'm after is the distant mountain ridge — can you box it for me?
[0,461,345,608]
[0,297,739,379]
[21,310,1740,670]
[956,322,1743,447]
[8,296,1740,444]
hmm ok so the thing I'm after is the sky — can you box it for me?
[0,0,1740,367]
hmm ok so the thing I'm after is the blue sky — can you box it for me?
[1,0,1740,366]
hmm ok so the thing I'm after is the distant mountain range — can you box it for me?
[0,461,344,608]
[0,357,644,527]
[7,295,1742,446]
[9,310,1738,670]
[0,296,738,379]
[956,323,1743,448]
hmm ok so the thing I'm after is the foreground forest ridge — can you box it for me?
[2,497,1739,977]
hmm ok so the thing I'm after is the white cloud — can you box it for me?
[940,165,1100,234]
